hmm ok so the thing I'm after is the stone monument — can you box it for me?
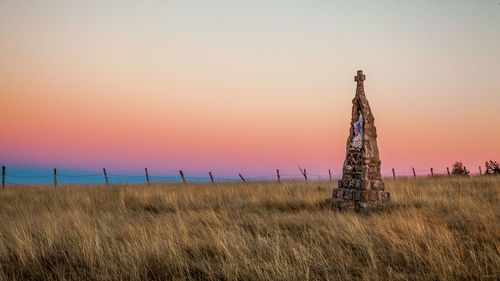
[327,70,390,211]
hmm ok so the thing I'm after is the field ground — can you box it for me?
[0,176,498,280]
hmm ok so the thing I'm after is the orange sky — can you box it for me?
[1,0,499,177]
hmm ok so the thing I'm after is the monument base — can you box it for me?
[326,188,390,211]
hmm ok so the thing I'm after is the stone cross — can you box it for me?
[354,70,365,84]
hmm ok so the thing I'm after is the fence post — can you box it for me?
[179,170,186,184]
[54,168,57,187]
[479,166,482,175]
[276,169,280,183]
[298,167,307,182]
[145,168,150,186]
[209,172,215,184]
[103,168,109,187]
[392,168,396,180]
[447,167,450,176]
[2,166,5,188]
[328,169,332,182]
[412,167,416,179]
[239,173,246,182]
[430,168,434,177]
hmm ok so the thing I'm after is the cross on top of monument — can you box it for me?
[354,70,365,84]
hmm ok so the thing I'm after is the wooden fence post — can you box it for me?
[145,168,150,186]
[447,167,450,176]
[2,166,5,188]
[412,167,416,179]
[103,168,109,187]
[239,173,246,182]
[328,169,332,182]
[276,169,280,183]
[479,166,482,175]
[392,168,396,180]
[209,172,215,184]
[54,168,57,187]
[298,167,307,182]
[179,170,186,184]
[430,168,434,177]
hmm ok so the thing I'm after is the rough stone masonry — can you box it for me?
[327,70,390,211]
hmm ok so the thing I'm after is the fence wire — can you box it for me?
[0,166,483,186]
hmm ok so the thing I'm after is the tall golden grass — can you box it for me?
[0,176,498,280]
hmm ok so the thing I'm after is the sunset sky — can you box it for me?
[1,0,499,181]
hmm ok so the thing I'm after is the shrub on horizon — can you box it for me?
[452,162,470,176]
[484,160,500,175]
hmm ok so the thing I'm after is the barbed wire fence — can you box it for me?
[0,164,487,188]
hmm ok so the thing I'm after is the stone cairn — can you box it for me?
[327,70,390,211]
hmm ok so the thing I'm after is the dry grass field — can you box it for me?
[0,176,498,281]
